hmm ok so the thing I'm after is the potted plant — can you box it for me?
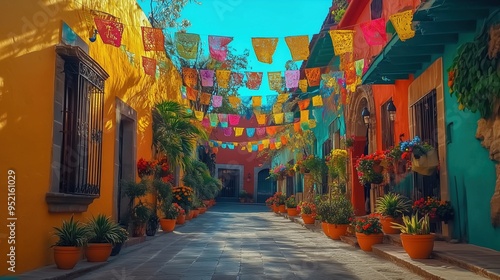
[84,214,127,262]
[412,197,454,224]
[146,178,172,236]
[325,194,354,240]
[352,215,384,251]
[391,212,434,259]
[131,201,151,237]
[298,201,316,224]
[121,179,148,236]
[239,190,249,203]
[52,216,87,269]
[160,202,180,233]
[375,193,412,234]
[285,195,298,216]
[172,186,194,220]
[110,224,128,256]
[316,199,334,238]
[273,192,287,213]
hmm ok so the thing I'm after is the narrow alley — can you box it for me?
[72,203,422,280]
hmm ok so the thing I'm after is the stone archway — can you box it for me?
[347,85,377,154]
[346,85,377,215]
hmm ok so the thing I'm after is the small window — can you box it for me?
[381,98,394,150]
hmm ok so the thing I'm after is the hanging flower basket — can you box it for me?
[411,148,439,176]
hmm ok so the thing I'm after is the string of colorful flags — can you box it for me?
[84,7,416,77]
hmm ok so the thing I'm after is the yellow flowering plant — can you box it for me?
[326,149,348,181]
[172,186,194,210]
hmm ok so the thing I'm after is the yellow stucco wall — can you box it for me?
[0,0,184,274]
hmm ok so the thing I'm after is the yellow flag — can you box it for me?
[194,111,204,121]
[329,30,354,56]
[274,113,284,124]
[228,96,241,108]
[312,95,323,107]
[277,93,289,103]
[252,38,278,64]
[300,110,309,122]
[235,127,244,137]
[256,113,266,125]
[299,79,308,93]
[252,96,262,107]
[216,70,231,88]
[390,10,416,41]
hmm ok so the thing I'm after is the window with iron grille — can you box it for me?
[381,98,394,150]
[410,90,440,200]
[59,60,105,195]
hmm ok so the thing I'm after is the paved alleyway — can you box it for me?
[75,203,422,280]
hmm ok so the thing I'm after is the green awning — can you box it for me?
[362,0,497,85]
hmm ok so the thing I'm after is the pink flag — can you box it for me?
[212,95,223,108]
[201,118,210,128]
[200,69,214,87]
[209,35,233,61]
[223,127,233,136]
[228,114,241,126]
[360,18,387,46]
[285,70,300,88]
[256,127,266,136]
[94,18,123,47]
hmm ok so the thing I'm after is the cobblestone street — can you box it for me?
[74,203,422,280]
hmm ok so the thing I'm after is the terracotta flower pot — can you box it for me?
[160,218,176,233]
[321,222,330,238]
[176,213,186,224]
[186,211,194,220]
[326,223,348,240]
[192,209,200,218]
[199,207,207,214]
[356,232,384,251]
[53,246,81,269]
[278,205,286,213]
[287,207,298,217]
[380,216,400,234]
[400,234,435,259]
[132,223,145,237]
[85,243,112,262]
[301,213,315,224]
[273,205,280,213]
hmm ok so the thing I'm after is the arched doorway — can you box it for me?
[347,85,377,215]
[256,169,276,203]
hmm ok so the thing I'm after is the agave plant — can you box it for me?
[391,212,431,235]
[85,214,128,245]
[375,193,412,218]
[53,216,88,247]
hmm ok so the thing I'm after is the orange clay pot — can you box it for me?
[356,233,384,251]
[400,234,435,259]
[326,223,348,240]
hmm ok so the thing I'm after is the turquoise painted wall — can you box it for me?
[442,29,500,249]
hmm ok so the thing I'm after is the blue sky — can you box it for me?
[139,0,332,96]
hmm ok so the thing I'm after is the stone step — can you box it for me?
[372,243,491,280]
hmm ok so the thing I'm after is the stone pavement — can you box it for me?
[70,203,423,280]
[16,203,500,280]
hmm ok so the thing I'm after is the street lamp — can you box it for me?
[361,107,370,126]
[387,100,397,121]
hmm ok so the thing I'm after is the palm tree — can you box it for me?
[152,101,207,169]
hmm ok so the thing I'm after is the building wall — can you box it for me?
[372,80,411,151]
[0,0,182,274]
[210,116,266,197]
[441,31,500,250]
